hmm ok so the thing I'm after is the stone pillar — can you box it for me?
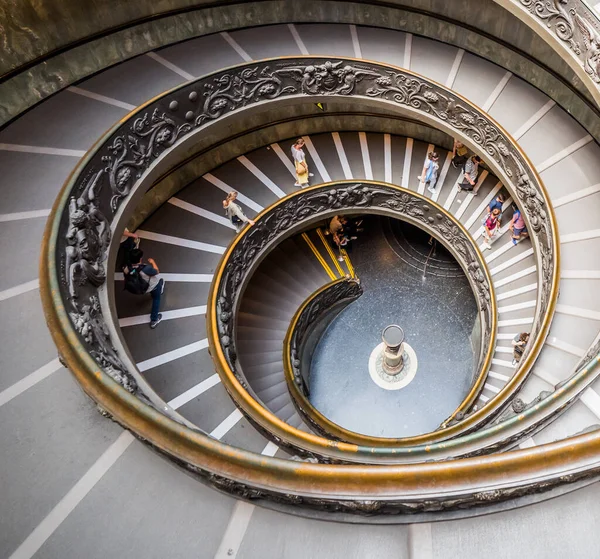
[382,325,405,375]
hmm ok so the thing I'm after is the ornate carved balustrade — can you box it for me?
[500,0,600,103]
[45,57,558,429]
[221,184,497,448]
[40,56,600,512]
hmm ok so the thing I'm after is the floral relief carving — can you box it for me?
[217,184,495,390]
[518,0,600,83]
[55,57,558,456]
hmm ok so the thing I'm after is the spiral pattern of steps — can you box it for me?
[3,19,600,558]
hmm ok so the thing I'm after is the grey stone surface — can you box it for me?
[238,505,410,559]
[545,312,600,352]
[310,218,478,437]
[0,370,122,558]
[221,416,273,454]
[431,481,600,559]
[157,32,245,78]
[366,132,386,182]
[230,24,302,59]
[0,289,58,392]
[0,151,76,214]
[141,345,216,403]
[0,217,45,291]
[357,26,407,67]
[176,381,236,431]
[540,138,600,200]
[533,400,599,445]
[561,236,600,271]
[77,53,185,107]
[35,440,235,559]
[411,35,457,85]
[121,314,207,364]
[0,89,126,149]
[452,51,509,108]
[519,104,589,166]
[295,23,355,57]
[557,278,600,313]
[554,192,600,236]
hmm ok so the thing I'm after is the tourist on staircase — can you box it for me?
[123,248,165,329]
[458,155,481,193]
[291,138,313,187]
[510,206,529,246]
[512,332,530,366]
[223,191,255,232]
[451,139,469,169]
[418,151,440,193]
[487,193,505,222]
[482,208,501,250]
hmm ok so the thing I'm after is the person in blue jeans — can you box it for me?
[127,248,164,329]
[418,151,440,193]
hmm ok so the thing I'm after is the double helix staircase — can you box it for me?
[3,12,600,558]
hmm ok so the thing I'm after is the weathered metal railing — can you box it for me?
[220,182,497,451]
[40,56,589,511]
[283,277,365,440]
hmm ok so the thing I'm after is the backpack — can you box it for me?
[123,265,149,295]
[225,205,243,225]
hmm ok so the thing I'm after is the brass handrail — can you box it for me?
[226,184,498,449]
[39,56,572,508]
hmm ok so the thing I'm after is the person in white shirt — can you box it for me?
[291,138,313,187]
[223,191,255,232]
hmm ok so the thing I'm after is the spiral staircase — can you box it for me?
[4,2,600,557]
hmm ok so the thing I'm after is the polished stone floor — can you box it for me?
[310,216,478,438]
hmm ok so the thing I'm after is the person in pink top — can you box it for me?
[510,207,528,245]
[482,207,501,250]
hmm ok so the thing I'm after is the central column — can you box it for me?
[382,325,405,375]
[368,324,418,391]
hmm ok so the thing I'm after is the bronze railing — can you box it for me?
[45,57,558,438]
[220,183,496,450]
[39,56,589,511]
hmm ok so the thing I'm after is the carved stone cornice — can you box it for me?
[514,0,600,87]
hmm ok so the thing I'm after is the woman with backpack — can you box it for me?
[451,139,469,169]
[223,191,255,232]
[123,248,164,329]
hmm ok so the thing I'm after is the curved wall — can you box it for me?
[1,0,599,140]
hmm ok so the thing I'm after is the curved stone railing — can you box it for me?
[43,57,558,452]
[286,277,363,397]
[229,184,496,448]
[39,56,589,510]
[499,0,600,106]
[283,277,365,440]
